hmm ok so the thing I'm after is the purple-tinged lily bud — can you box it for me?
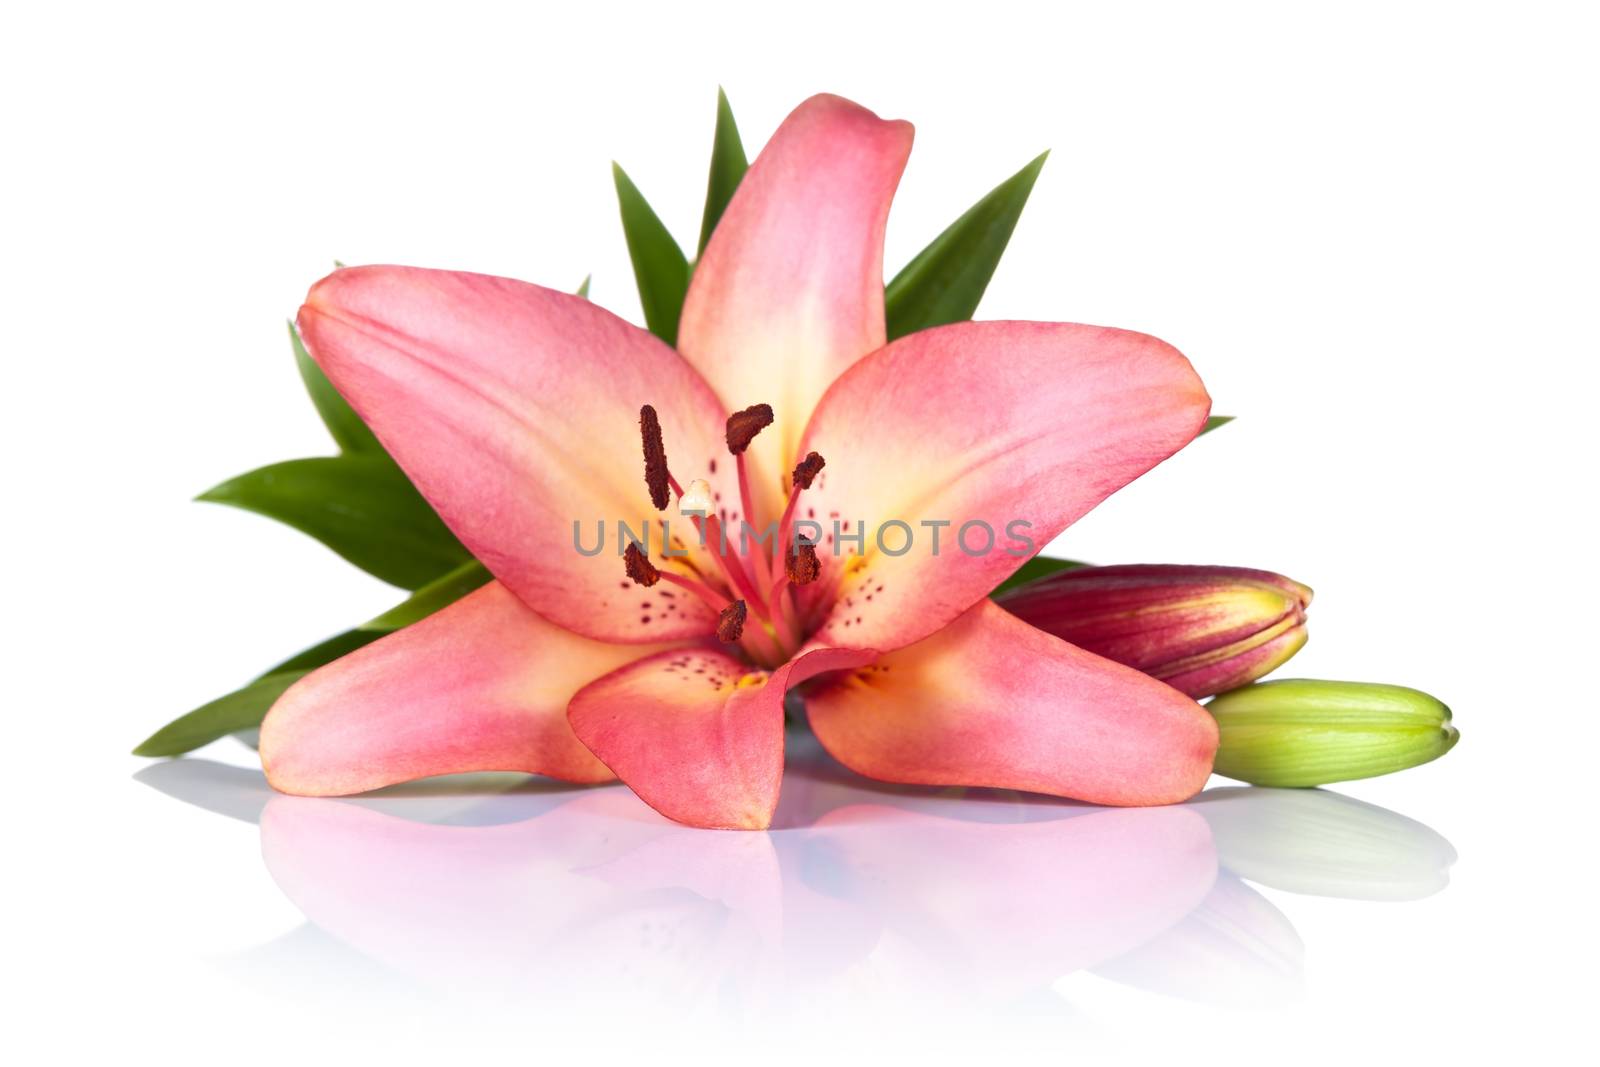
[996,564,1312,699]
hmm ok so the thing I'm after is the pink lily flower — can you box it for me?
[261,93,1218,829]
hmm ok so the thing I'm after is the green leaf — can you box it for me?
[697,88,749,255]
[990,555,1087,598]
[197,456,472,589]
[362,560,492,630]
[576,274,592,299]
[261,629,386,675]
[134,561,496,757]
[885,152,1049,340]
[292,322,382,454]
[132,671,307,757]
[613,162,691,345]
[259,562,489,675]
[1200,415,1234,435]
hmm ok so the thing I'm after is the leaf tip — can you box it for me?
[193,481,229,504]
[1018,150,1050,185]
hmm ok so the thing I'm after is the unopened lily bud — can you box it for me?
[997,564,1312,698]
[1206,679,1458,788]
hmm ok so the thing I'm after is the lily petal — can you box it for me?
[678,94,913,523]
[796,320,1210,652]
[297,265,738,643]
[261,582,671,795]
[804,600,1218,806]
[568,645,874,830]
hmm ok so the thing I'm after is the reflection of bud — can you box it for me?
[997,564,1311,698]
[1206,679,1458,788]
[1187,786,1458,901]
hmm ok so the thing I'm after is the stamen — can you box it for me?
[628,531,736,618]
[785,539,820,585]
[623,542,660,587]
[725,403,774,455]
[792,451,825,490]
[716,600,748,643]
[773,450,826,575]
[639,405,671,510]
[658,570,732,613]
[734,435,770,593]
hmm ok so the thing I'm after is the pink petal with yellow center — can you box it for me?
[795,320,1210,652]
[678,94,913,523]
[297,265,740,643]
[803,600,1218,805]
[567,645,875,830]
[261,581,674,795]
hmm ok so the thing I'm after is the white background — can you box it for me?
[5,1,1596,1062]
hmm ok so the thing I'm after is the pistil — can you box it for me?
[640,406,767,616]
[632,402,831,666]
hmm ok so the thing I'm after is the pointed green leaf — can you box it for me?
[990,555,1088,598]
[697,88,749,255]
[197,456,471,589]
[291,322,382,454]
[576,274,592,299]
[362,559,492,631]
[258,562,490,675]
[885,151,1049,340]
[260,629,386,675]
[613,162,690,345]
[1201,415,1234,435]
[134,560,496,757]
[132,671,308,757]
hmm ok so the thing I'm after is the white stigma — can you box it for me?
[679,478,713,516]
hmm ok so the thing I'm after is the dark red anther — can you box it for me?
[639,404,670,510]
[791,451,825,490]
[724,403,774,455]
[624,542,660,587]
[716,599,748,643]
[785,539,820,585]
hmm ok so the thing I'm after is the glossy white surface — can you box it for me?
[132,738,1453,1048]
[35,733,1569,1063]
[8,1,1596,1062]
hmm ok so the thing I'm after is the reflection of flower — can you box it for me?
[256,766,1218,1005]
[1092,872,1306,1007]
[134,751,1455,1015]
[261,93,1218,828]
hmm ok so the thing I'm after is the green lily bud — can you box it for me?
[1206,679,1457,787]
